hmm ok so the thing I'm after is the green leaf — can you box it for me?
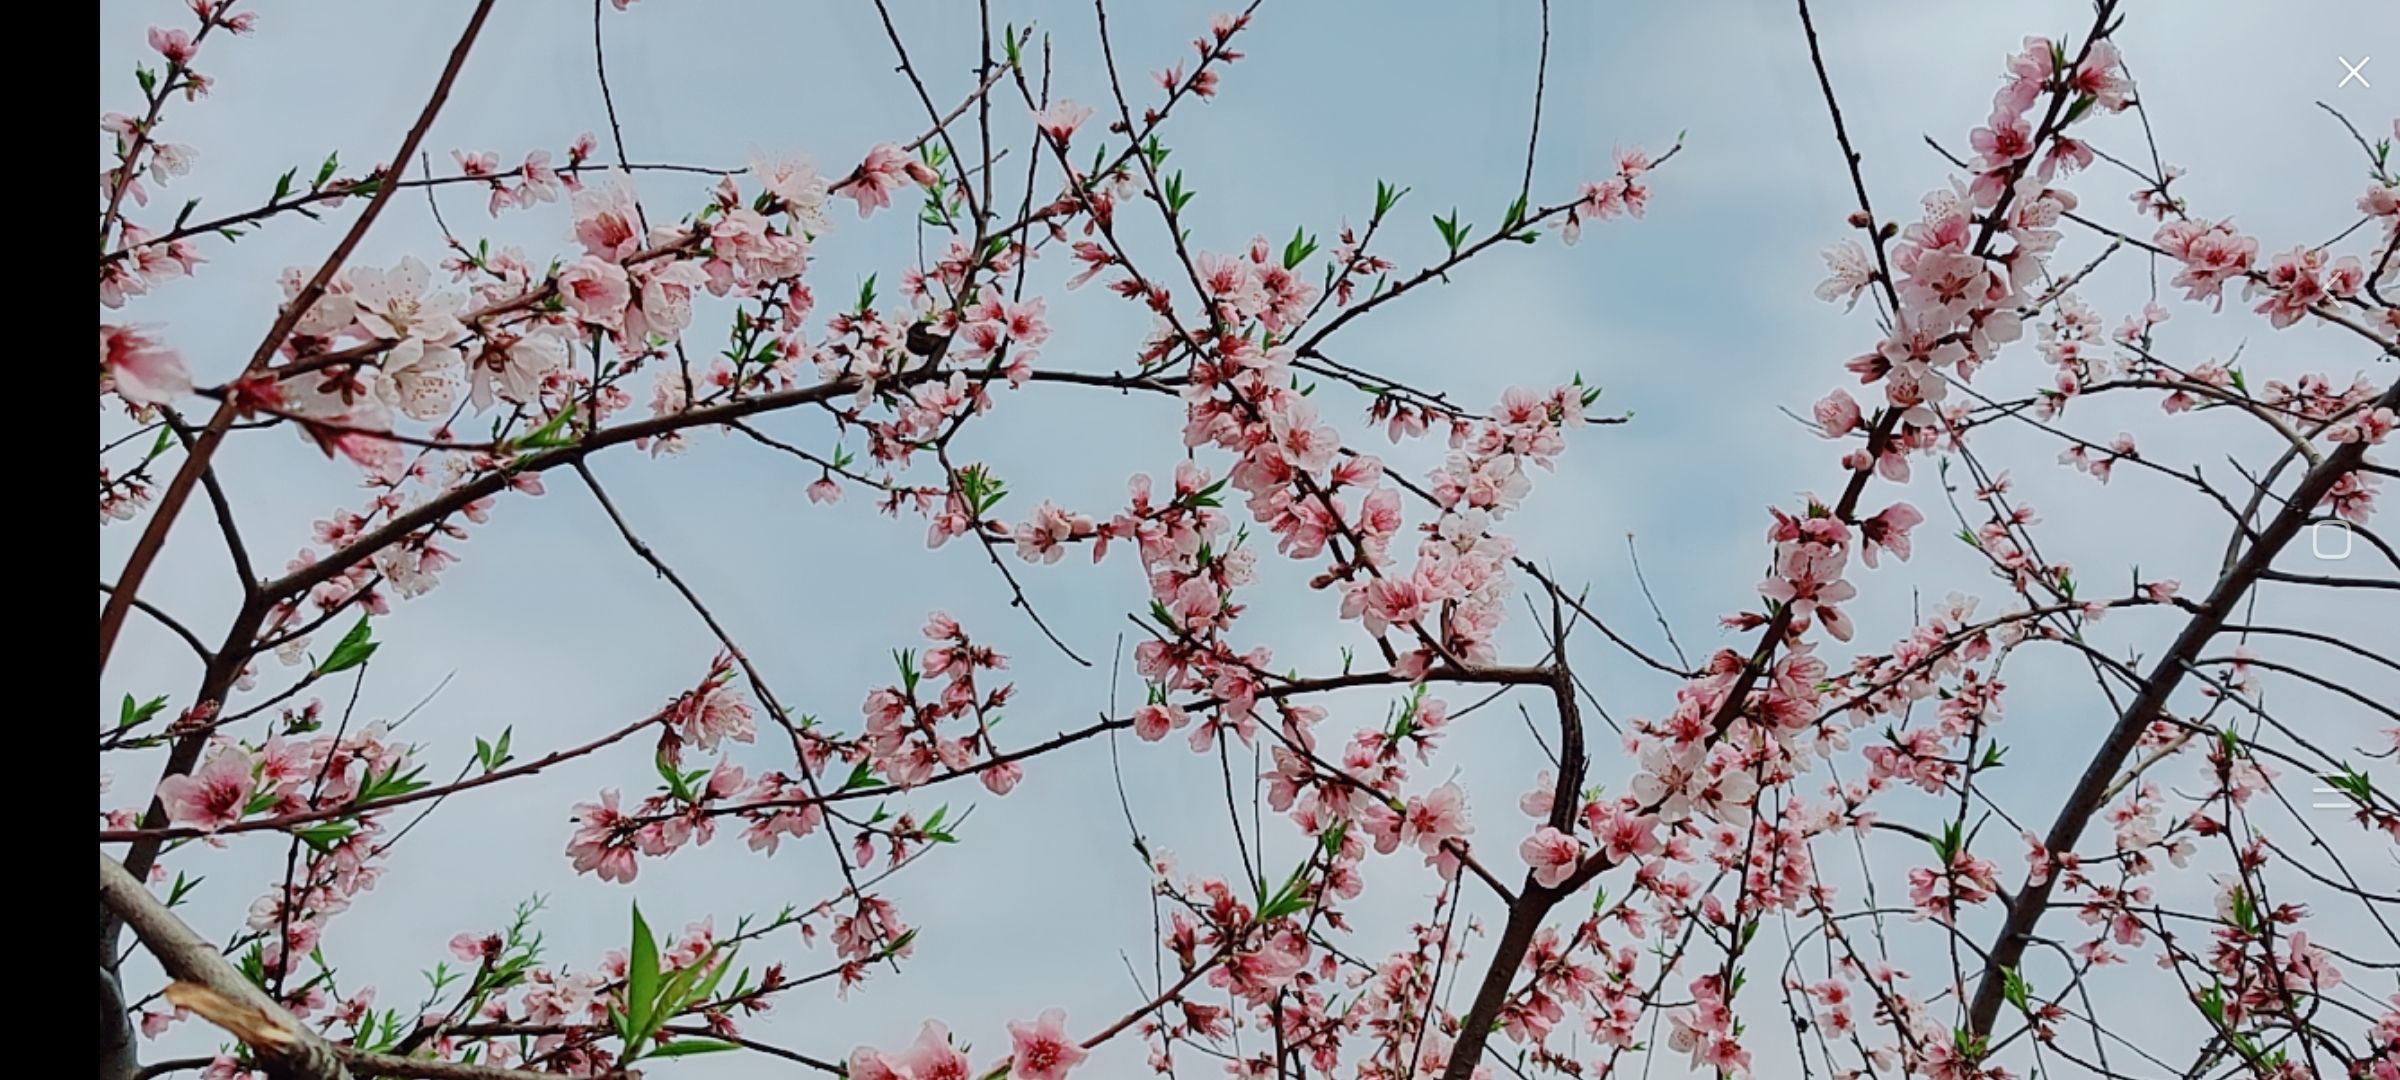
[505,405,580,453]
[475,727,516,773]
[1930,820,1964,862]
[657,750,697,803]
[315,617,378,675]
[313,152,341,191]
[356,763,430,803]
[1281,227,1318,270]
[1432,209,1470,257]
[272,167,298,205]
[120,693,170,729]
[856,274,879,315]
[627,904,661,1041]
[2001,966,2031,1013]
[2326,764,2374,805]
[655,962,706,1020]
[687,946,735,1006]
[294,821,358,854]
[647,1038,742,1058]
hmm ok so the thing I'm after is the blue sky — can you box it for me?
[102,1,2395,1076]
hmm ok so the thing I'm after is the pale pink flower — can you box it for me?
[1266,398,1339,473]
[1812,388,1863,437]
[679,682,756,752]
[1858,502,1923,568]
[981,761,1023,796]
[559,255,632,333]
[469,330,567,410]
[148,26,196,64]
[1357,577,1426,636]
[844,144,936,219]
[1519,825,1583,888]
[374,336,462,420]
[1033,100,1096,145]
[1402,781,1472,856]
[100,324,192,404]
[1014,501,1092,564]
[625,260,711,344]
[573,173,644,261]
[1816,241,1874,309]
[449,931,500,964]
[155,745,256,832]
[898,1022,971,1080]
[753,154,832,233]
[1006,1008,1090,1080]
[1518,770,1556,819]
[347,257,464,344]
[1133,703,1190,743]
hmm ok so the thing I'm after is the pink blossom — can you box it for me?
[1356,577,1426,636]
[1816,241,1874,309]
[1402,781,1473,856]
[100,324,192,404]
[572,173,644,261]
[148,26,196,64]
[1858,502,1922,568]
[1519,825,1584,888]
[347,256,464,344]
[858,1022,971,1080]
[1006,1008,1090,1080]
[567,789,640,883]
[844,144,936,219]
[1033,100,1096,145]
[1133,703,1190,743]
[155,745,256,832]
[449,931,501,964]
[1014,501,1093,564]
[560,256,632,332]
[1812,388,1864,437]
[677,681,756,752]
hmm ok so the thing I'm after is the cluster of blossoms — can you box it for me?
[135,722,412,835]
[1561,146,1654,245]
[2155,215,2379,330]
[97,0,2399,1075]
[1450,31,2159,1078]
[97,1,251,324]
[112,722,414,1037]
[430,912,754,1074]
[447,134,597,218]
[566,659,758,884]
[856,613,1018,792]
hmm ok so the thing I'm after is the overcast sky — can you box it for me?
[101,2,2396,1076]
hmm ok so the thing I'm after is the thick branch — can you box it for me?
[99,0,497,675]
[1964,378,2400,1036]
[101,853,616,1079]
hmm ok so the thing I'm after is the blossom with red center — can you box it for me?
[1006,1008,1089,1080]
[155,745,256,831]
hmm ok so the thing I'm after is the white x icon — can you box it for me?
[2339,56,2372,88]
